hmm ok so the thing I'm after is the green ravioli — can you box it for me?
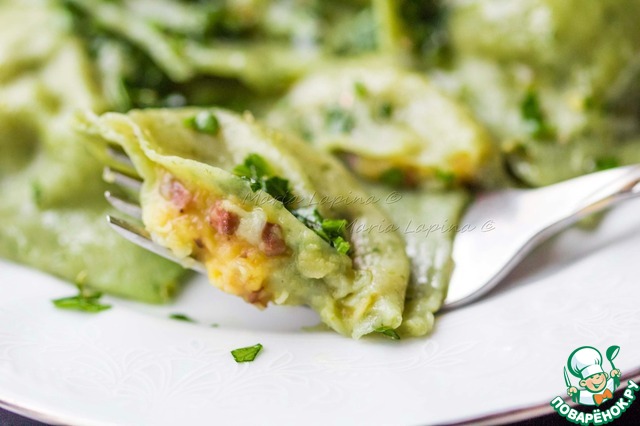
[76,107,411,338]
[0,3,185,302]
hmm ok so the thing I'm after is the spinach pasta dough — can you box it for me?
[269,61,497,187]
[76,108,411,338]
[270,62,493,336]
[0,3,185,302]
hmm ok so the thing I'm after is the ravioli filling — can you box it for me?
[147,171,291,307]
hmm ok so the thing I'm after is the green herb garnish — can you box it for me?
[378,102,394,119]
[52,284,111,313]
[325,107,356,133]
[169,313,195,322]
[332,236,351,255]
[520,89,555,140]
[354,81,368,97]
[293,207,351,255]
[379,167,405,187]
[234,155,351,254]
[595,156,619,171]
[262,176,292,204]
[233,154,294,206]
[435,169,456,186]
[231,343,263,363]
[31,181,43,207]
[583,95,596,111]
[184,111,220,135]
[375,326,400,340]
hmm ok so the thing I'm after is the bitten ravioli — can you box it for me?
[76,108,411,338]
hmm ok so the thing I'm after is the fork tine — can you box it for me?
[103,166,143,191]
[106,144,135,168]
[107,215,207,274]
[104,149,207,275]
[105,191,142,219]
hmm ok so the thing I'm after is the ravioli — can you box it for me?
[269,62,494,336]
[269,61,497,187]
[0,2,185,303]
[443,0,640,186]
[4,0,639,341]
[363,184,470,337]
[76,108,411,338]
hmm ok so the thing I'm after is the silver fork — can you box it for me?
[102,145,207,274]
[443,164,640,309]
[102,145,640,310]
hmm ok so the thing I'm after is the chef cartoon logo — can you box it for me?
[550,345,640,425]
[564,346,621,406]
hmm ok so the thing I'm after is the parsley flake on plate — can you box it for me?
[52,284,111,313]
[169,313,195,322]
[231,343,263,363]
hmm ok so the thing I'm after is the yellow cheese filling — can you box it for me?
[145,170,291,307]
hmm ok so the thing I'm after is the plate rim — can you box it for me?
[2,367,639,425]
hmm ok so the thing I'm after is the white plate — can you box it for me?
[2,198,640,426]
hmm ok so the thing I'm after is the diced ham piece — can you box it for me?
[208,200,240,235]
[247,290,262,304]
[403,168,420,188]
[160,175,191,211]
[341,152,359,170]
[261,223,287,256]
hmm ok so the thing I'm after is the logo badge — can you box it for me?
[566,345,621,406]
[550,345,639,424]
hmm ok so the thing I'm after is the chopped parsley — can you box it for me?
[520,89,555,140]
[595,156,619,171]
[375,326,400,340]
[377,102,394,119]
[325,106,356,133]
[262,176,292,204]
[169,313,195,322]
[231,343,263,363]
[379,167,405,187]
[583,95,596,111]
[292,207,351,255]
[332,236,351,255]
[184,111,220,135]
[52,284,111,313]
[233,154,294,206]
[31,181,43,207]
[354,81,368,97]
[234,154,351,255]
[435,169,456,186]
